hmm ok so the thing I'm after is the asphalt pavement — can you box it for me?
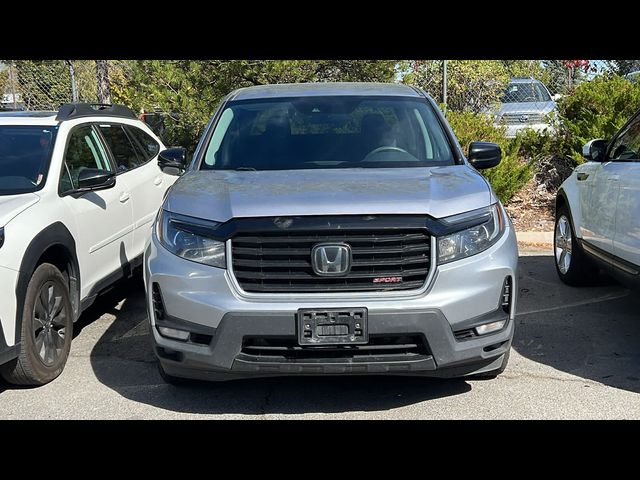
[1,247,639,419]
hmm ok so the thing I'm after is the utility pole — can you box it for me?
[9,62,17,109]
[96,60,111,104]
[442,60,448,111]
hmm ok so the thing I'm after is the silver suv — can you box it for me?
[495,77,558,138]
[144,83,519,384]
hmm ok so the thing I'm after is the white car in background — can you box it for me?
[0,103,178,385]
[555,109,640,288]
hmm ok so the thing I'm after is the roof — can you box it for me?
[230,82,422,101]
[0,103,140,126]
[0,111,57,118]
[0,111,59,126]
[510,77,544,83]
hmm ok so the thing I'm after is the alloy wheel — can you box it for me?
[555,215,573,275]
[32,281,68,366]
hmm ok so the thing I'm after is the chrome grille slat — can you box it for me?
[500,113,545,125]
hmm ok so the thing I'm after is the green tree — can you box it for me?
[604,60,640,76]
[541,60,594,95]
[0,67,8,97]
[501,60,554,87]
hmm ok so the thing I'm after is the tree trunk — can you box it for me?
[96,60,111,104]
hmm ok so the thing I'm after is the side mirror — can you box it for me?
[468,141,502,169]
[77,168,115,191]
[552,93,563,102]
[158,147,188,175]
[582,139,607,162]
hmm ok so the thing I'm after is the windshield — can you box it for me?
[201,96,455,170]
[0,125,57,195]
[501,82,551,103]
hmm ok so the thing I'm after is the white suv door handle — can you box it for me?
[154,176,163,186]
[609,175,620,182]
[119,192,131,203]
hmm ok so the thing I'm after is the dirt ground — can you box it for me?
[505,178,555,232]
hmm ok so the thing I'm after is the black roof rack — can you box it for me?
[55,103,137,121]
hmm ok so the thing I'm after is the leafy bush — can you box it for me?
[446,110,533,203]
[481,139,533,203]
[559,74,640,162]
[516,125,571,162]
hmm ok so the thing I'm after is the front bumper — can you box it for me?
[0,265,20,364]
[144,225,519,380]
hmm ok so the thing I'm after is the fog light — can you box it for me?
[474,319,507,336]
[158,326,190,341]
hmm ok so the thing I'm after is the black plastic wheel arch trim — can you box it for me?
[14,222,81,345]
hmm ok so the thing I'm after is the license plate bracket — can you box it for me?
[297,308,368,346]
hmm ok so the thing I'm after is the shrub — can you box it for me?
[559,74,640,162]
[446,110,533,203]
[516,125,571,162]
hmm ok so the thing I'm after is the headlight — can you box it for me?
[437,204,506,264]
[156,209,226,268]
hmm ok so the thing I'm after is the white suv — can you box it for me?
[0,103,177,385]
[555,110,640,288]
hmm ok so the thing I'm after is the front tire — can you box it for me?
[554,205,597,286]
[0,263,73,386]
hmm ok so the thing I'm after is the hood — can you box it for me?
[0,192,40,227]
[166,166,493,223]
[497,101,556,115]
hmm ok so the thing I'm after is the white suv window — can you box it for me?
[97,124,141,173]
[125,125,160,161]
[609,115,640,161]
[60,125,113,193]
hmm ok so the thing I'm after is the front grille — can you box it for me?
[500,112,544,125]
[231,228,431,293]
[241,335,431,359]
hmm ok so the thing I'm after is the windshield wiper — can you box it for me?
[234,167,257,171]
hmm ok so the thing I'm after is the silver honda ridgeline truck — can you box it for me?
[145,83,518,384]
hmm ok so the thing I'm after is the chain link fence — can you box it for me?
[0,60,134,111]
[405,60,616,137]
[0,60,620,113]
[0,59,634,140]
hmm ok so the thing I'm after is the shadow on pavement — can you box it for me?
[514,255,640,393]
[83,254,640,414]
[85,274,470,415]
